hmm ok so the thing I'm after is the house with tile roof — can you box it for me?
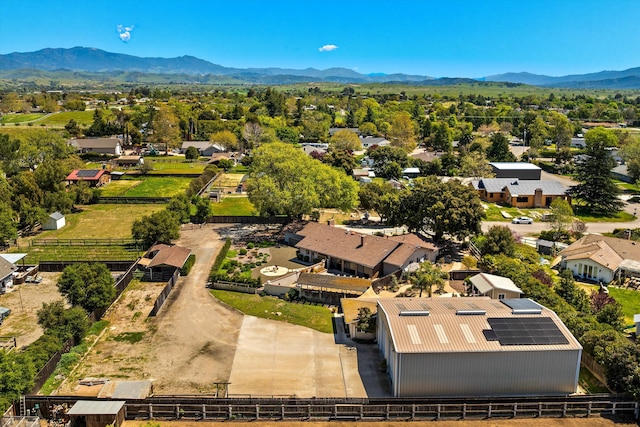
[471,178,570,208]
[137,243,192,281]
[292,222,438,279]
[377,297,581,397]
[559,235,640,283]
[66,169,111,187]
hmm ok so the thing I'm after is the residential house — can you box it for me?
[559,235,640,283]
[290,222,438,278]
[113,155,143,168]
[402,167,420,179]
[468,273,523,299]
[181,141,225,157]
[611,164,633,183]
[69,138,122,156]
[44,211,65,230]
[489,162,542,180]
[377,297,581,397]
[359,136,390,149]
[137,243,192,281]
[66,169,111,187]
[329,127,361,136]
[471,178,570,208]
[0,256,17,294]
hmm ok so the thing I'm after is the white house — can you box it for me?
[559,235,640,283]
[0,257,17,294]
[468,273,523,299]
[44,211,65,230]
[359,136,390,149]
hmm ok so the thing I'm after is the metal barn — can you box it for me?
[377,298,581,397]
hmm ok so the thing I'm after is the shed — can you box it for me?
[44,211,65,230]
[67,400,126,427]
[489,162,542,180]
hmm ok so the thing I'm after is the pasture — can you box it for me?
[98,176,192,197]
[0,113,45,123]
[212,196,255,216]
[36,204,164,240]
[38,110,94,126]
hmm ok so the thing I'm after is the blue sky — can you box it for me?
[2,0,639,78]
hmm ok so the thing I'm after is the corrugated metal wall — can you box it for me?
[396,349,581,397]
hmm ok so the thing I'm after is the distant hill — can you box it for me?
[0,47,432,84]
[1,47,639,88]
[486,67,640,89]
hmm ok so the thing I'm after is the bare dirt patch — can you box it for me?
[56,226,244,395]
[0,273,63,348]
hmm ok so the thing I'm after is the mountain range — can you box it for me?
[1,47,640,89]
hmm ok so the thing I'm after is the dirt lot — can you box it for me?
[122,416,638,427]
[57,225,242,395]
[0,273,63,348]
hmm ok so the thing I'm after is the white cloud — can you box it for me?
[318,44,338,52]
[117,24,134,43]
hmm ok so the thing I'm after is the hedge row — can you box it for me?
[212,238,232,273]
[180,254,196,276]
[209,272,262,288]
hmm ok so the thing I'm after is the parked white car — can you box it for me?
[512,216,534,224]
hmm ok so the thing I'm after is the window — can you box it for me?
[516,196,528,202]
[498,293,506,300]
[489,192,494,198]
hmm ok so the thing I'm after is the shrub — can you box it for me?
[211,238,232,273]
[247,242,255,249]
[180,254,196,275]
[303,255,310,262]
[239,248,248,255]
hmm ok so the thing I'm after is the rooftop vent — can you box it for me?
[456,310,487,316]
[399,310,430,317]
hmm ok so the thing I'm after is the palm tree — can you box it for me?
[412,261,447,297]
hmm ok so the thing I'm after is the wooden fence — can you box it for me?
[38,260,136,272]
[148,269,180,317]
[30,238,138,247]
[96,197,171,204]
[582,353,610,391]
[21,395,639,422]
[29,259,139,393]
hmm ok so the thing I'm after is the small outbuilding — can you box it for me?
[44,211,65,230]
[468,272,523,299]
[67,400,126,427]
[489,162,542,180]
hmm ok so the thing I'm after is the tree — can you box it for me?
[568,127,623,215]
[556,268,589,312]
[242,121,264,150]
[193,197,212,223]
[356,307,376,333]
[57,263,116,313]
[487,132,516,162]
[459,151,494,178]
[246,142,358,217]
[548,112,573,164]
[368,145,409,178]
[37,300,89,341]
[549,198,574,239]
[300,111,331,142]
[151,106,182,155]
[430,121,453,152]
[210,130,238,151]
[481,225,515,256]
[185,146,199,161]
[620,135,640,182]
[389,176,485,241]
[358,181,399,222]
[166,194,192,224]
[132,209,181,248]
[411,261,447,297]
[0,351,35,408]
[0,203,17,246]
[329,129,361,151]
[323,148,356,176]
[388,111,417,151]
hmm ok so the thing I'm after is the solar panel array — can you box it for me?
[76,170,100,178]
[500,299,543,311]
[486,317,569,346]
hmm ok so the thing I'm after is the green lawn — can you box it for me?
[607,286,640,327]
[38,111,94,126]
[0,113,45,123]
[14,245,142,263]
[98,176,192,197]
[35,204,164,240]
[483,204,541,222]
[145,159,206,174]
[573,207,635,223]
[212,196,256,216]
[210,289,334,333]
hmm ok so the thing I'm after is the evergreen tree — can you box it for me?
[568,127,623,215]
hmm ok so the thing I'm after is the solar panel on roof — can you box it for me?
[486,317,569,346]
[76,169,100,178]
